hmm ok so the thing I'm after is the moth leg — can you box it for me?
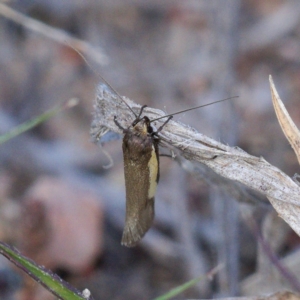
[114,116,126,131]
[132,105,148,126]
[160,149,176,159]
[138,105,147,118]
[156,116,173,134]
[160,153,172,158]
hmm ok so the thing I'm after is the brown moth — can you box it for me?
[114,106,172,247]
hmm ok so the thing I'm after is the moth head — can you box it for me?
[132,116,153,135]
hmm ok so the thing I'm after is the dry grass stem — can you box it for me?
[0,3,108,65]
[91,84,300,238]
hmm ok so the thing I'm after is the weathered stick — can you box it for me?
[91,83,300,237]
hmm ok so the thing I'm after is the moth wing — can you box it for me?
[121,197,154,247]
[121,133,159,247]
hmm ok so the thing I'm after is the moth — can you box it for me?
[114,105,172,247]
[110,84,234,247]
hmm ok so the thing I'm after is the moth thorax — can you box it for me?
[133,117,152,134]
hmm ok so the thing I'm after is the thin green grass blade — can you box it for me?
[0,242,87,300]
[154,265,223,300]
[153,275,204,300]
[0,98,78,145]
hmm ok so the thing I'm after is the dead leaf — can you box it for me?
[269,75,300,165]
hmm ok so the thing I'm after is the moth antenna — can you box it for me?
[150,96,239,123]
[67,44,138,118]
[100,76,138,118]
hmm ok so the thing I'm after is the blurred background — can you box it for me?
[0,0,300,299]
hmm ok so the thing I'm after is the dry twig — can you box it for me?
[91,84,300,237]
